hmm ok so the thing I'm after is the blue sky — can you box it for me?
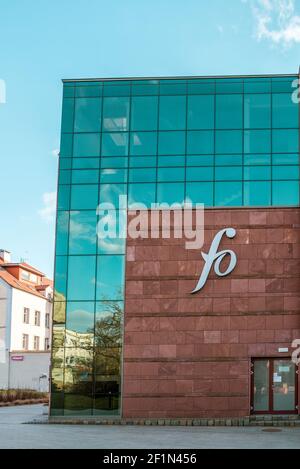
[0,0,299,277]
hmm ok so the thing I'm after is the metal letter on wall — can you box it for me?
[191,227,237,294]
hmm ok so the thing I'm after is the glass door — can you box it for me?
[252,358,298,414]
[273,360,296,412]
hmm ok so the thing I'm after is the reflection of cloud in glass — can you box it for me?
[133,134,141,146]
[66,302,95,333]
[69,211,97,254]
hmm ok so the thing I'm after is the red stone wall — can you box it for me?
[123,208,300,418]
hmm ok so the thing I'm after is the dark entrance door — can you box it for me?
[251,358,298,414]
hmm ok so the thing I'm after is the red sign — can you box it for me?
[11,356,24,361]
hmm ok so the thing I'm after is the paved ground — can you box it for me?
[0,405,300,449]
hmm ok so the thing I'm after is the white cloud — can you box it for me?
[38,192,57,223]
[244,0,300,45]
[51,149,59,158]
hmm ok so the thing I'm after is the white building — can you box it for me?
[0,250,53,391]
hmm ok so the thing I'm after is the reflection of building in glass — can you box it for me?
[51,74,300,420]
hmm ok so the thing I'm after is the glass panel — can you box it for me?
[272,181,299,205]
[273,360,296,412]
[156,182,185,205]
[187,131,214,155]
[73,134,100,157]
[74,98,102,132]
[59,170,71,185]
[102,133,128,156]
[244,166,271,180]
[54,256,67,301]
[186,155,214,166]
[101,157,128,169]
[128,183,155,208]
[69,211,97,255]
[244,154,271,165]
[96,255,125,300]
[253,360,269,412]
[97,211,126,255]
[244,181,271,206]
[215,167,242,181]
[66,302,95,335]
[102,97,130,132]
[244,130,271,154]
[99,183,126,207]
[244,94,271,128]
[129,168,156,183]
[56,212,69,256]
[157,167,185,182]
[57,185,70,211]
[71,185,98,210]
[72,169,99,184]
[67,256,96,301]
[272,166,299,180]
[215,155,243,166]
[61,98,74,132]
[159,96,186,130]
[64,86,75,98]
[158,131,185,155]
[215,182,243,206]
[130,132,157,156]
[60,134,73,157]
[186,167,213,181]
[75,85,102,98]
[215,130,242,154]
[216,81,243,94]
[158,155,185,167]
[131,96,158,131]
[103,84,130,97]
[272,154,299,165]
[186,182,213,206]
[130,156,156,168]
[272,93,299,128]
[187,82,215,95]
[100,169,127,184]
[244,81,271,93]
[73,158,100,169]
[63,394,93,416]
[53,304,66,326]
[273,129,299,153]
[216,94,243,129]
[187,95,214,129]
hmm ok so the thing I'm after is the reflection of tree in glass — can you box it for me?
[93,301,122,377]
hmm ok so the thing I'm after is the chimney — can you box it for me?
[0,250,11,263]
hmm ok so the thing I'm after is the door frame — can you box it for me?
[250,357,298,415]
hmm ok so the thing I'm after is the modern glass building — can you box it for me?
[51,74,300,420]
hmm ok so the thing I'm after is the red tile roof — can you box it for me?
[1,262,45,277]
[0,269,46,298]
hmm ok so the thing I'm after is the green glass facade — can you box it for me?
[51,75,300,417]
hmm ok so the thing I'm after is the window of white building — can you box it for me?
[33,336,40,351]
[23,307,30,324]
[34,311,41,326]
[22,334,29,350]
[45,313,50,328]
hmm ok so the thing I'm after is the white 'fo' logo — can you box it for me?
[191,228,237,294]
